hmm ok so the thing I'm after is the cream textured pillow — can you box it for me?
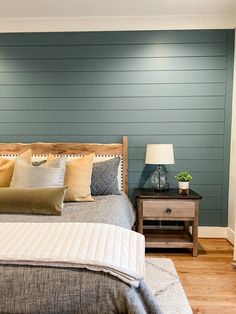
[64,153,95,202]
[0,149,31,187]
[10,156,66,188]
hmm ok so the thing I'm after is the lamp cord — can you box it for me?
[158,164,161,191]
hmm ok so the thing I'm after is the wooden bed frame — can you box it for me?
[0,136,128,194]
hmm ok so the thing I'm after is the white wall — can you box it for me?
[228,30,236,244]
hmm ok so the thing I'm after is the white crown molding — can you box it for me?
[0,15,235,33]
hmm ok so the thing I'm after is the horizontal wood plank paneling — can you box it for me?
[129,147,224,160]
[0,70,227,84]
[0,96,226,110]
[0,30,227,45]
[0,57,227,72]
[0,122,225,135]
[129,172,223,185]
[0,110,225,123]
[198,210,222,226]
[0,134,225,147]
[0,43,227,59]
[129,160,223,173]
[0,83,226,97]
[0,30,233,226]
[128,135,225,147]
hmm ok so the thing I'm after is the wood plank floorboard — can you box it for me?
[145,238,236,314]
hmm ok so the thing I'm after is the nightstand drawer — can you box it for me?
[143,200,195,218]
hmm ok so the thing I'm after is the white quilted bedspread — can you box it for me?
[0,222,145,287]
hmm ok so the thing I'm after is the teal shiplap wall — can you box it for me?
[0,30,234,226]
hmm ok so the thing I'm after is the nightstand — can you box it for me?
[135,188,201,256]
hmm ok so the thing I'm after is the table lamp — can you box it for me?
[145,144,174,191]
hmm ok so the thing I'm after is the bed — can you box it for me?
[0,137,162,314]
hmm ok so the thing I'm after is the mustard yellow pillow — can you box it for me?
[64,153,95,202]
[0,158,14,187]
[0,149,31,187]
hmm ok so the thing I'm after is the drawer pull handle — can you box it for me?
[166,208,172,213]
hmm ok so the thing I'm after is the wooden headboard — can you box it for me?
[0,136,128,194]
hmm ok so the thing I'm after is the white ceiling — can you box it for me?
[1,0,236,18]
[0,0,236,32]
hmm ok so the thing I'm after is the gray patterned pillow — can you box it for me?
[91,157,121,196]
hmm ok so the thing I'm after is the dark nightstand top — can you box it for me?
[135,188,202,200]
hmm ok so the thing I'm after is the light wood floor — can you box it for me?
[146,238,236,314]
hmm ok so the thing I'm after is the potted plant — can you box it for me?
[175,171,193,195]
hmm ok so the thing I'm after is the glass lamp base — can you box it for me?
[150,166,169,191]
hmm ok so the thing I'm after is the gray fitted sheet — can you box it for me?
[0,192,135,229]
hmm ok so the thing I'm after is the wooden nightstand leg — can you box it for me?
[136,198,143,234]
[192,200,199,257]
[192,222,198,257]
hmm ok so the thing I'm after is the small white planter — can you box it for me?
[178,181,189,195]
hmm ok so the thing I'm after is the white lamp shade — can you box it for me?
[145,144,174,165]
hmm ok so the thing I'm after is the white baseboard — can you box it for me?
[197,227,227,238]
[227,227,235,245]
[198,227,234,245]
